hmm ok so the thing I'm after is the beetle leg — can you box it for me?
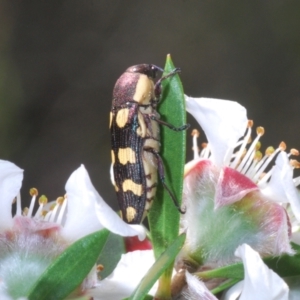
[144,147,186,214]
[150,115,190,132]
[154,67,181,98]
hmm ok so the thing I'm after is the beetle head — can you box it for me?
[126,64,163,79]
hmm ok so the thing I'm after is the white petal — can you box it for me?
[185,96,247,167]
[0,160,23,231]
[183,271,218,300]
[261,152,300,221]
[90,250,156,299]
[221,281,243,300]
[235,244,289,300]
[62,165,145,241]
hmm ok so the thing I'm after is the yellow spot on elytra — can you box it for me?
[133,75,153,104]
[126,206,137,222]
[109,112,113,128]
[118,148,136,165]
[111,150,115,164]
[136,111,147,137]
[122,179,143,196]
[116,108,129,128]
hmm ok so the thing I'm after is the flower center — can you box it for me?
[191,120,300,187]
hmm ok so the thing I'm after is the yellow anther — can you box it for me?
[290,148,299,156]
[41,210,48,217]
[49,203,56,211]
[191,129,200,137]
[29,188,38,197]
[201,142,208,149]
[265,146,275,156]
[23,207,29,216]
[255,141,261,151]
[97,264,104,272]
[279,141,286,151]
[290,160,300,169]
[247,120,254,128]
[56,196,64,205]
[254,151,262,161]
[256,126,265,136]
[38,195,48,205]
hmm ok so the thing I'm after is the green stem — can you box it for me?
[154,269,173,299]
[211,278,241,294]
[194,262,244,280]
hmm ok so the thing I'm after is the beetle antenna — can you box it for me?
[152,64,164,72]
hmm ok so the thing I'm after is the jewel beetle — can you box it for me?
[110,64,189,224]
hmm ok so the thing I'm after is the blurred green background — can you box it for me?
[0,1,299,210]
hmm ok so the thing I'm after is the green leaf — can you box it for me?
[195,262,244,281]
[148,54,186,258]
[264,250,300,278]
[97,232,126,279]
[148,54,187,298]
[211,278,241,295]
[28,229,109,300]
[129,233,186,300]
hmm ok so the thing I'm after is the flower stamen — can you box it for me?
[22,207,29,216]
[34,195,48,218]
[16,193,22,216]
[201,143,210,159]
[48,196,66,224]
[230,120,253,169]
[255,142,286,184]
[56,195,67,225]
[289,148,299,157]
[27,188,38,218]
[191,129,200,160]
[236,126,264,173]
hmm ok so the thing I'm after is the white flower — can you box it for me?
[0,160,146,299]
[185,96,248,168]
[182,271,218,300]
[61,164,145,241]
[182,244,289,300]
[180,96,297,266]
[90,250,157,300]
[185,96,300,220]
[222,244,289,300]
